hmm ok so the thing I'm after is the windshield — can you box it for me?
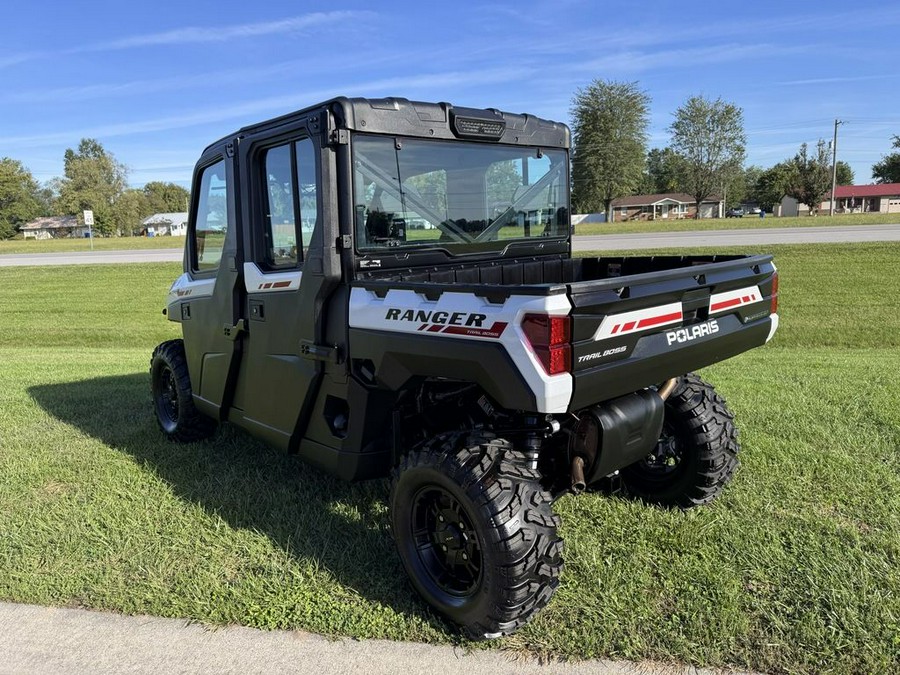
[352,135,568,253]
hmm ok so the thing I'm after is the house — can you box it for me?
[142,212,188,237]
[609,193,724,222]
[825,183,900,214]
[19,216,88,239]
[775,196,810,218]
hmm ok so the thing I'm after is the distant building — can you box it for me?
[142,212,188,237]
[776,196,810,218]
[825,183,900,214]
[777,183,900,217]
[609,193,724,222]
[19,216,88,239]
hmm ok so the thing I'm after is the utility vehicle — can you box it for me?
[151,97,778,639]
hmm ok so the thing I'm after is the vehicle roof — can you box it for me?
[201,96,570,156]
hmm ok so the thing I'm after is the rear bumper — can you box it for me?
[569,314,776,411]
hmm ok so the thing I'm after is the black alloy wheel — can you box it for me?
[150,339,217,442]
[622,373,740,508]
[410,485,483,597]
[390,432,563,640]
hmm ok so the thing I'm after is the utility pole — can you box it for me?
[829,118,844,216]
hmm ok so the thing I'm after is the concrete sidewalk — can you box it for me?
[0,602,759,675]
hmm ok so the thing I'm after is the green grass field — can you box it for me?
[0,236,184,255]
[1,245,899,674]
[575,211,900,236]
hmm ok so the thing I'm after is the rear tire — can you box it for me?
[390,431,563,639]
[622,373,739,508]
[150,339,216,442]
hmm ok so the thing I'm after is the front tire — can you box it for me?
[622,373,739,508]
[390,432,563,639]
[150,339,216,442]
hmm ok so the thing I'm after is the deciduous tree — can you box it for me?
[639,147,683,195]
[570,80,650,219]
[0,158,41,239]
[751,162,795,211]
[143,181,190,213]
[114,189,152,236]
[786,140,832,214]
[55,138,128,236]
[670,95,746,217]
[872,135,900,184]
[835,160,854,186]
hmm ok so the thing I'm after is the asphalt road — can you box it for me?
[0,248,183,267]
[572,222,900,251]
[0,224,897,267]
[0,602,759,675]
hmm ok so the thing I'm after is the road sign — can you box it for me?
[83,210,94,226]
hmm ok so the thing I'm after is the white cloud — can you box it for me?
[0,67,537,148]
[91,11,371,50]
[0,11,374,70]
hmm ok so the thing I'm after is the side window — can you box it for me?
[193,159,228,273]
[295,137,318,259]
[263,145,297,266]
[260,137,319,267]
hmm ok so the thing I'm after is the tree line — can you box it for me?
[571,79,897,219]
[4,100,900,240]
[0,138,188,240]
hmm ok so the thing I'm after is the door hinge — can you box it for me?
[300,340,341,363]
[329,129,350,146]
[337,234,352,250]
[223,319,247,340]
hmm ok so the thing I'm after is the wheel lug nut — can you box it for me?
[462,552,468,560]
[441,544,447,551]
[438,515,444,522]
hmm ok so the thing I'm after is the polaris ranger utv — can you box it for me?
[151,97,778,639]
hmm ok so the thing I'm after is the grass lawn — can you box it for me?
[1,245,899,674]
[576,211,900,236]
[0,236,183,255]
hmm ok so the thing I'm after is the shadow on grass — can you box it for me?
[29,373,444,633]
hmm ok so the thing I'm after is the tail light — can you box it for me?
[522,314,571,375]
[770,272,779,315]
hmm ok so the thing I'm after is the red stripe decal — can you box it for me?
[427,324,443,332]
[710,297,742,312]
[272,280,291,288]
[636,311,683,329]
[611,324,620,334]
[417,324,428,331]
[622,321,636,332]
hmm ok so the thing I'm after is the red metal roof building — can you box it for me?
[827,183,900,213]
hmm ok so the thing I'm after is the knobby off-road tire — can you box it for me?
[150,339,217,442]
[622,373,739,508]
[390,432,563,640]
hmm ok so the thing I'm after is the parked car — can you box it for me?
[725,207,745,218]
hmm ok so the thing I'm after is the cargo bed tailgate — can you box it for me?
[566,255,777,411]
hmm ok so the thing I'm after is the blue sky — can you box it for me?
[2,0,899,189]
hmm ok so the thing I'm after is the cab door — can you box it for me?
[228,134,326,450]
[179,148,245,420]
